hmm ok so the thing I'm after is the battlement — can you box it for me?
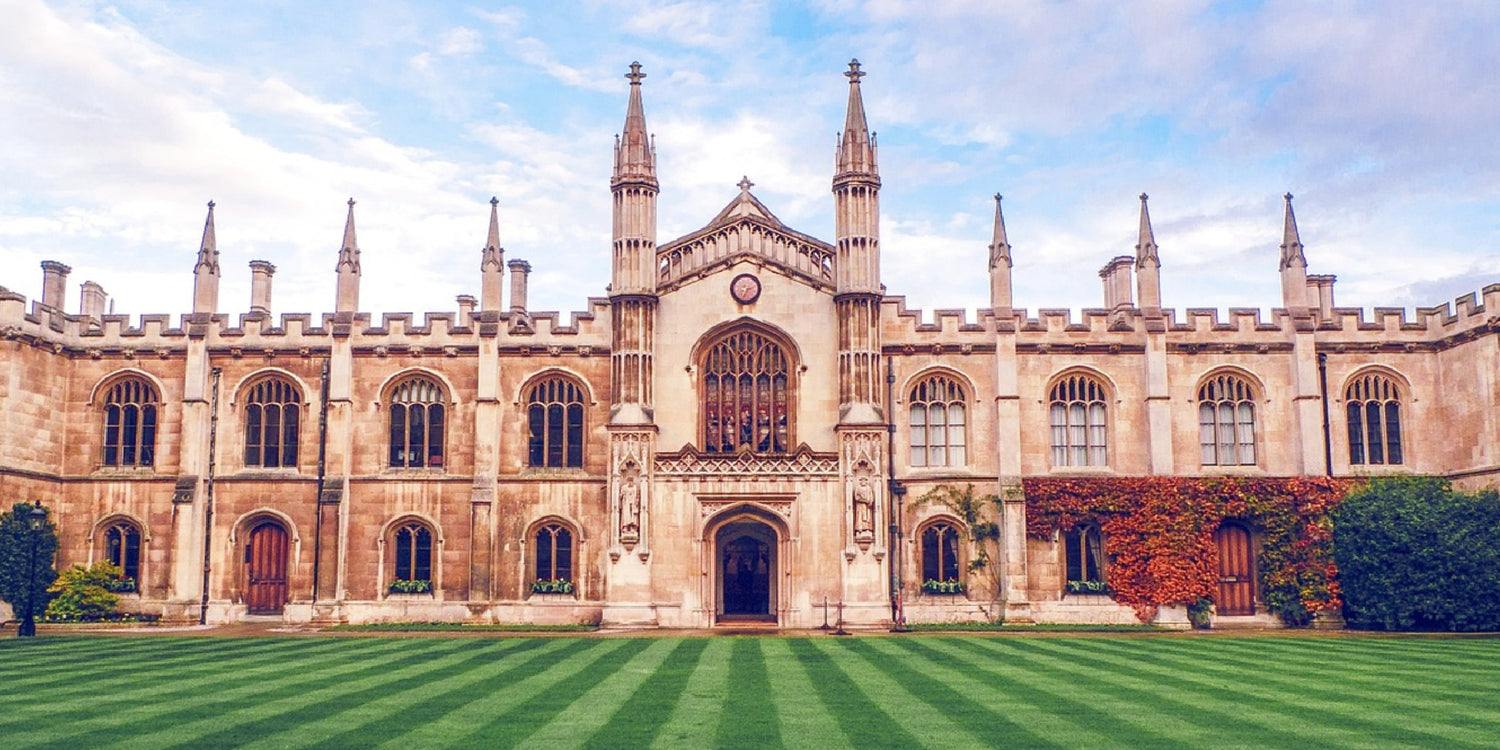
[0,285,613,354]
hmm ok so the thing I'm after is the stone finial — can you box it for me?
[737,176,754,193]
[836,58,876,176]
[1280,192,1307,270]
[192,200,221,314]
[613,62,656,185]
[481,197,505,312]
[335,198,361,314]
[989,194,1011,269]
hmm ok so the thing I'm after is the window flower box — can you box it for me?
[531,578,575,595]
[104,577,138,594]
[922,579,966,595]
[388,579,433,595]
[1066,579,1111,596]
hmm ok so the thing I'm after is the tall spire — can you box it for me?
[192,200,220,315]
[989,194,1013,312]
[335,198,361,314]
[1279,192,1306,270]
[1135,193,1162,312]
[1279,192,1310,312]
[1135,193,1159,264]
[836,59,878,177]
[481,196,505,313]
[989,194,1011,269]
[612,61,656,186]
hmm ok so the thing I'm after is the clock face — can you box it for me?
[730,273,762,304]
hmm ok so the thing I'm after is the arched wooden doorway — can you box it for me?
[245,520,289,615]
[1214,522,1256,616]
[714,517,778,623]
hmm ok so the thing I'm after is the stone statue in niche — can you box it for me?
[619,465,641,548]
[853,473,875,547]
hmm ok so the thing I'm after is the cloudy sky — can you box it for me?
[2,0,1497,323]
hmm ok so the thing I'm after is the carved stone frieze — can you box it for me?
[654,444,839,478]
[698,498,793,519]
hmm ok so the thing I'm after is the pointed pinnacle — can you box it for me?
[196,199,219,273]
[1136,192,1159,263]
[1280,192,1306,270]
[989,193,1011,268]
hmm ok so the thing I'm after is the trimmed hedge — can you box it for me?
[1333,476,1500,631]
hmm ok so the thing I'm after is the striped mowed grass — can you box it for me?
[2,635,1498,749]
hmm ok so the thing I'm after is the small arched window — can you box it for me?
[392,521,433,584]
[534,522,575,584]
[1346,372,1403,465]
[103,519,142,588]
[1198,373,1257,466]
[702,329,791,453]
[388,376,446,469]
[920,521,961,584]
[526,377,585,468]
[102,377,159,468]
[1049,374,1107,467]
[910,374,967,468]
[1064,525,1106,593]
[244,377,302,469]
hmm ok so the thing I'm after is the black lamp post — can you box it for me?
[18,506,46,637]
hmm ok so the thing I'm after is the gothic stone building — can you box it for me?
[2,61,1498,628]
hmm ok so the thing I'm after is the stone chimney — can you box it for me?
[1307,274,1336,323]
[79,280,107,326]
[508,259,532,334]
[41,261,71,310]
[456,294,476,324]
[250,260,276,317]
[1099,256,1134,311]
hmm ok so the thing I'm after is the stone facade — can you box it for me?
[2,61,1497,628]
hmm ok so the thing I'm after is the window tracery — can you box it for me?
[244,377,301,469]
[388,376,446,469]
[909,374,967,468]
[526,376,585,468]
[1049,373,1107,467]
[701,329,791,453]
[1198,373,1257,466]
[1346,372,1403,465]
[102,377,159,468]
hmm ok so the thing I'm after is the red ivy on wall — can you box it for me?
[1023,476,1355,624]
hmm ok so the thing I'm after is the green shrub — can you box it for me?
[44,561,124,621]
[1333,476,1500,631]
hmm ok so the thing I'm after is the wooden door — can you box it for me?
[246,522,289,614]
[721,535,771,617]
[1215,523,1255,616]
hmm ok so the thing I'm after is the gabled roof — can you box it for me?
[657,179,836,294]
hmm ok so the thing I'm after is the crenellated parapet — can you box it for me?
[0,285,613,360]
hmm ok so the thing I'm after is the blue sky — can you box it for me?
[3,0,1498,322]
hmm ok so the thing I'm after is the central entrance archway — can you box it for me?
[714,517,778,623]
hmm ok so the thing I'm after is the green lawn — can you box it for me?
[2,634,1498,749]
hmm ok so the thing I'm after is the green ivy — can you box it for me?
[388,579,433,594]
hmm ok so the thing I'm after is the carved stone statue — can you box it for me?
[853,474,875,538]
[620,473,641,538]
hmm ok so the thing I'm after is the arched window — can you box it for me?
[102,377,159,467]
[1346,372,1403,465]
[526,376,585,468]
[392,521,433,586]
[534,522,574,584]
[1064,525,1106,594]
[910,374,967,468]
[920,521,961,584]
[388,376,446,469]
[102,519,142,589]
[1198,373,1257,466]
[1049,374,1107,467]
[244,377,302,469]
[701,329,791,453]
